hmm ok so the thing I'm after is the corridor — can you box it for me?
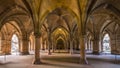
[0,52,120,68]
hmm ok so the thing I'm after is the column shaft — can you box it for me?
[92,39,99,54]
[80,36,88,64]
[34,35,41,64]
[21,39,29,55]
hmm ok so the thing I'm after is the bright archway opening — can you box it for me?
[56,38,65,53]
[102,34,111,53]
[11,34,19,55]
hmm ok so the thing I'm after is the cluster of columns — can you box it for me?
[0,30,88,64]
[32,31,88,64]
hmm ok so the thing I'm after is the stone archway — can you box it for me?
[11,34,19,55]
[102,34,111,53]
[56,38,65,53]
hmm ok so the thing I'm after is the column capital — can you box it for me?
[34,32,41,38]
[80,34,86,39]
[22,37,29,41]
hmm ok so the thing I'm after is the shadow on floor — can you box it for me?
[42,56,80,64]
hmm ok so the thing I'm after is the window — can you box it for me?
[103,34,111,53]
[11,34,19,54]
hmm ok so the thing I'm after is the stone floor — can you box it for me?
[0,52,120,68]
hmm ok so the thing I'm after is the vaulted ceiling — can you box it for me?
[0,0,120,41]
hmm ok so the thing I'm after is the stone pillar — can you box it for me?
[6,40,11,55]
[89,40,91,51]
[33,33,41,64]
[44,40,47,50]
[1,40,11,55]
[80,35,88,64]
[48,32,51,55]
[70,39,73,54]
[32,37,35,51]
[92,32,100,54]
[19,38,22,53]
[66,40,69,52]
[46,40,48,50]
[90,40,93,51]
[76,40,80,50]
[29,40,32,51]
[92,39,99,54]
[1,39,11,55]
[52,40,55,53]
[20,37,29,55]
[42,41,45,50]
[48,38,51,55]
[1,39,5,54]
[69,33,73,54]
[115,33,120,54]
[87,39,89,50]
[40,37,42,50]
[110,33,116,54]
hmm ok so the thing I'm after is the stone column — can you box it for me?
[89,39,91,51]
[70,39,73,54]
[32,37,35,51]
[92,32,100,54]
[48,32,51,55]
[42,41,45,50]
[6,40,11,55]
[21,37,29,55]
[29,40,32,51]
[69,33,73,54]
[90,40,93,51]
[52,40,55,52]
[1,39,5,54]
[18,37,22,53]
[33,33,41,64]
[44,40,47,50]
[92,39,99,54]
[48,38,51,55]
[87,39,89,50]
[66,40,69,52]
[111,33,116,54]
[76,40,80,50]
[80,35,88,64]
[40,37,42,50]
[115,33,120,54]
[1,39,11,55]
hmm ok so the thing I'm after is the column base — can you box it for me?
[20,52,29,55]
[33,58,41,64]
[92,51,100,55]
[52,50,55,53]
[42,49,45,50]
[48,52,51,55]
[80,58,88,64]
[48,50,51,55]
[4,52,11,55]
[70,51,73,55]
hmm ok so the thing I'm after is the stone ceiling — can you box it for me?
[0,0,120,41]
